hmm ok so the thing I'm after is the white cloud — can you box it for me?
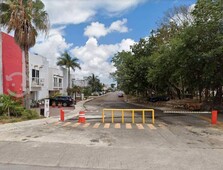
[119,38,135,51]
[170,4,195,26]
[84,22,108,38]
[84,19,128,38]
[188,4,195,13]
[30,0,143,84]
[31,28,135,84]
[71,37,135,84]
[42,0,146,25]
[31,27,72,66]
[109,19,128,33]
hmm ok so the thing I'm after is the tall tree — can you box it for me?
[190,0,223,103]
[57,51,81,90]
[0,0,49,109]
[87,74,102,92]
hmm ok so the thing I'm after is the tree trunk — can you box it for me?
[214,86,222,105]
[8,107,10,117]
[204,88,209,101]
[24,46,30,109]
[68,67,70,89]
[199,88,202,103]
[168,81,181,99]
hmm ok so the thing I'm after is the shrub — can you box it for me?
[21,109,39,120]
[0,94,40,120]
[82,87,91,98]
[0,94,21,117]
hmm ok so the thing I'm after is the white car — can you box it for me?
[118,91,124,97]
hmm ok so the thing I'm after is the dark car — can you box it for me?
[148,96,170,102]
[50,96,75,107]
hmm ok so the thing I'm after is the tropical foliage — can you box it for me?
[0,0,49,109]
[0,94,39,120]
[112,0,223,104]
[57,51,81,91]
[87,74,103,93]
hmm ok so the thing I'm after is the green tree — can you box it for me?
[0,95,20,117]
[112,49,152,96]
[111,51,135,94]
[191,0,223,103]
[0,0,49,109]
[112,1,223,104]
[87,74,102,92]
[57,51,81,90]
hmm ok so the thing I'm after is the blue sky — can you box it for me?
[64,0,196,46]
[31,0,196,85]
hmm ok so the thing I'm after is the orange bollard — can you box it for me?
[60,109,64,121]
[211,110,218,124]
[78,111,86,123]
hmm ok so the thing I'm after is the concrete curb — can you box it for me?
[0,99,92,131]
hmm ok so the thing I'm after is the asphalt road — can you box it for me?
[0,92,222,170]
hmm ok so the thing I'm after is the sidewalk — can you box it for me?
[0,99,91,132]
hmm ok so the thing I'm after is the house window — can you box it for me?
[54,77,57,87]
[32,69,39,78]
[59,78,62,87]
[32,69,40,84]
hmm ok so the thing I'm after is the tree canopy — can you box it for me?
[111,0,223,104]
[57,51,81,89]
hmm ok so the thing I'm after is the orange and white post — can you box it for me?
[78,111,86,123]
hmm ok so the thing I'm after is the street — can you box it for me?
[0,92,223,170]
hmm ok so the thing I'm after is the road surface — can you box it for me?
[0,92,222,170]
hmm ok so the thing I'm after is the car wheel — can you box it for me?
[62,103,68,107]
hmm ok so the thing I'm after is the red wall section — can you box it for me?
[2,32,23,97]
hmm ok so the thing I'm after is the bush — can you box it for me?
[0,94,21,116]
[82,87,91,98]
[0,94,40,122]
[21,109,39,120]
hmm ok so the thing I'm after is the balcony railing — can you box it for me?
[32,77,44,87]
[53,82,62,88]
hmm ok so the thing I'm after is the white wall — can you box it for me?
[48,67,63,91]
[61,67,68,95]
[29,53,49,100]
[73,78,89,87]
[39,56,49,99]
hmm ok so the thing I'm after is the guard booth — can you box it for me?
[39,99,49,117]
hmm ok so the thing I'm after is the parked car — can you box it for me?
[118,91,124,97]
[148,96,170,102]
[91,92,99,96]
[50,96,75,107]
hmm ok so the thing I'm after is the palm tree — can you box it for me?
[57,51,81,90]
[0,0,49,109]
[87,73,102,92]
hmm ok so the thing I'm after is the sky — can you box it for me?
[30,0,196,85]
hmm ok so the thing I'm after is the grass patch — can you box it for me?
[0,116,24,124]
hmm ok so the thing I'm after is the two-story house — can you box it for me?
[0,32,70,103]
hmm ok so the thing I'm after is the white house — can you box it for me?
[72,76,89,87]
[29,53,49,101]
[29,53,70,100]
